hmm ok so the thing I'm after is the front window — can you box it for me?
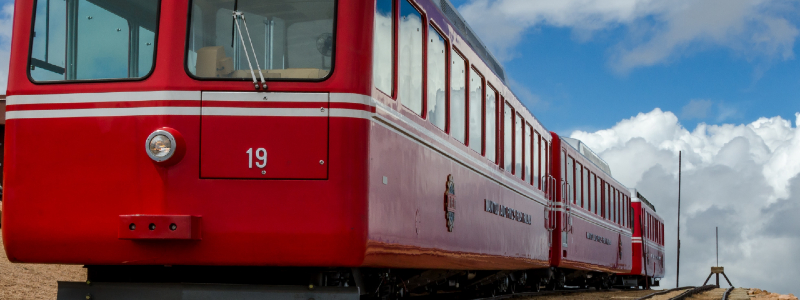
[187,0,335,80]
[29,0,159,81]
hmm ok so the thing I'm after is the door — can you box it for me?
[200,92,329,179]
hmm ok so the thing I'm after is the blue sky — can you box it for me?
[451,0,800,134]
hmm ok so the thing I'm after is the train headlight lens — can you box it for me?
[146,130,176,162]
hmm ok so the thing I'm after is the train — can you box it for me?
[1,0,665,298]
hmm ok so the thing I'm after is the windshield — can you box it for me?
[28,0,160,81]
[187,0,335,80]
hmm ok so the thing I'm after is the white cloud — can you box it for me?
[0,3,13,94]
[570,109,800,292]
[458,0,799,72]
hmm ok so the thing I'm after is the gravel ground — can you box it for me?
[517,289,666,300]
[0,231,86,300]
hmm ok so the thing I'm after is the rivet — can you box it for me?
[87,16,92,20]
[309,284,314,290]
[116,28,121,31]
[263,96,268,101]
[261,170,266,175]
[319,160,325,165]
[86,280,91,285]
[149,223,156,231]
[86,293,92,300]
[320,107,325,112]
[169,223,177,231]
[129,223,136,230]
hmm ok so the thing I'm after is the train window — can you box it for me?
[587,172,593,213]
[374,0,394,95]
[567,156,574,203]
[485,87,497,162]
[525,124,532,182]
[427,26,447,131]
[187,0,335,80]
[451,50,467,143]
[607,184,612,221]
[541,136,547,188]
[503,103,513,172]
[583,167,589,209]
[398,0,424,115]
[30,0,159,81]
[515,114,523,179]
[595,176,601,215]
[532,131,540,188]
[469,68,484,154]
[616,190,619,224]
[575,163,583,208]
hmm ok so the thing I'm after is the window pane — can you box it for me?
[525,124,532,183]
[187,0,334,80]
[576,163,582,208]
[469,69,483,153]
[541,137,548,186]
[515,114,522,178]
[427,26,446,130]
[373,0,393,94]
[589,173,594,213]
[30,0,159,81]
[398,0,423,114]
[485,88,496,162]
[533,131,540,188]
[567,156,574,203]
[583,168,589,210]
[503,103,513,171]
[451,51,466,143]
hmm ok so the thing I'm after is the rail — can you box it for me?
[721,287,734,300]
[669,285,718,300]
[635,286,694,300]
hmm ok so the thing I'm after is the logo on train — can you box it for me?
[444,174,456,232]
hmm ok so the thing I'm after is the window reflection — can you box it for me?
[469,69,483,153]
[374,0,394,94]
[486,88,496,162]
[451,51,466,143]
[503,103,512,171]
[515,114,522,178]
[427,26,446,130]
[399,0,423,115]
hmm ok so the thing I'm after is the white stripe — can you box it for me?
[201,92,328,103]
[202,107,326,117]
[330,93,375,106]
[6,107,200,119]
[330,108,374,120]
[7,91,201,105]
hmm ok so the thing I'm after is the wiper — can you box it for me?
[233,10,267,90]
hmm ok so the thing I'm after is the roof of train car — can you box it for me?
[630,188,658,213]
[432,0,506,84]
[429,0,552,139]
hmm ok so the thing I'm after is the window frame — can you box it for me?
[449,47,468,143]
[425,21,449,131]
[485,83,499,163]
[181,0,339,83]
[468,66,485,154]
[28,0,164,84]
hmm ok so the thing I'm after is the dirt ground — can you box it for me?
[0,231,86,300]
[517,289,664,300]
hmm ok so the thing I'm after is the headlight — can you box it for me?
[146,130,177,162]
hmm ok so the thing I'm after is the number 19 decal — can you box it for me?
[247,148,267,168]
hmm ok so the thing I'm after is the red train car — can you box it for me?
[617,190,666,287]
[548,135,633,289]
[2,0,664,297]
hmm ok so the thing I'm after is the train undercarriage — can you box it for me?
[58,266,658,299]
